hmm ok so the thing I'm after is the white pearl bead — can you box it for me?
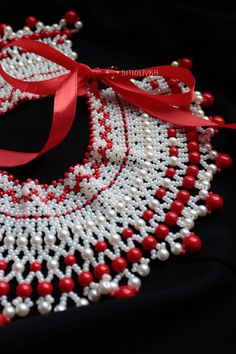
[149,199,160,210]
[130,187,138,196]
[86,219,94,228]
[207,164,217,174]
[198,205,208,216]
[171,61,179,66]
[4,235,15,246]
[171,243,183,255]
[146,151,154,160]
[135,177,143,186]
[81,248,94,260]
[199,189,209,199]
[12,262,25,273]
[31,236,42,246]
[184,218,194,229]
[97,216,106,224]
[17,236,28,247]
[128,276,141,288]
[209,150,217,159]
[138,264,150,276]
[75,21,83,29]
[80,299,89,306]
[169,156,178,166]
[135,219,145,229]
[88,289,101,302]
[169,137,177,146]
[157,249,169,261]
[162,178,171,188]
[109,234,121,245]
[58,229,70,241]
[16,303,29,317]
[73,223,83,233]
[141,113,149,120]
[45,234,56,245]
[107,209,116,218]
[124,195,131,203]
[38,301,52,315]
[116,202,125,211]
[190,210,198,220]
[3,306,15,319]
[99,280,111,294]
[179,228,190,237]
[47,259,59,270]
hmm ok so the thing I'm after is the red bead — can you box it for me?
[126,248,142,263]
[78,272,94,287]
[16,283,32,298]
[0,260,7,270]
[169,146,178,156]
[187,141,199,152]
[182,176,195,189]
[166,167,176,178]
[0,313,7,327]
[64,255,76,266]
[215,153,232,170]
[202,92,214,107]
[155,187,166,199]
[112,257,127,272]
[150,80,159,89]
[168,128,176,137]
[211,115,225,125]
[95,240,107,252]
[42,31,51,38]
[57,38,65,44]
[37,282,53,296]
[122,228,134,239]
[30,262,42,272]
[62,29,72,38]
[188,151,200,164]
[64,10,78,24]
[187,165,199,177]
[31,33,41,40]
[115,285,137,298]
[94,264,110,279]
[165,211,178,226]
[155,225,169,239]
[59,277,75,293]
[0,281,10,296]
[183,233,202,253]
[142,209,154,221]
[178,57,193,69]
[187,130,198,141]
[170,200,184,214]
[167,78,179,87]
[206,193,224,211]
[142,236,157,250]
[25,16,38,28]
[176,189,190,203]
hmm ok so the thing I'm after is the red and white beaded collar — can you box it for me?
[0,11,232,326]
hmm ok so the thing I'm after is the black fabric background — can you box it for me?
[0,1,236,352]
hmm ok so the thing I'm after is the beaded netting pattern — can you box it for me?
[0,11,232,325]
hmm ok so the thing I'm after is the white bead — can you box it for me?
[58,229,70,241]
[81,248,94,260]
[97,215,106,224]
[16,303,29,317]
[12,262,25,273]
[73,223,83,233]
[80,299,89,306]
[38,301,52,315]
[157,249,169,261]
[184,218,194,229]
[45,234,56,245]
[146,151,154,160]
[109,234,121,245]
[107,209,116,218]
[138,264,150,276]
[190,209,198,220]
[179,228,190,237]
[17,236,28,247]
[3,306,15,319]
[162,178,171,188]
[47,259,59,270]
[141,113,149,120]
[116,202,125,211]
[199,189,209,199]
[88,289,101,302]
[86,219,94,228]
[209,150,217,159]
[169,137,177,146]
[130,187,138,196]
[4,235,15,246]
[171,243,183,255]
[171,61,179,66]
[169,156,178,166]
[31,236,42,246]
[208,164,217,174]
[198,205,208,216]
[135,219,145,229]
[99,280,111,294]
[128,276,141,288]
[135,177,143,186]
[75,21,83,29]
[149,199,160,210]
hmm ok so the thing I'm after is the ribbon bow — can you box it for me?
[0,39,235,167]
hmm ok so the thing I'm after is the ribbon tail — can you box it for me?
[0,71,78,167]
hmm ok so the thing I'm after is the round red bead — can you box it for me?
[0,281,10,296]
[16,283,32,298]
[187,130,198,141]
[182,176,195,189]
[115,285,137,298]
[64,255,76,266]
[142,236,157,250]
[166,167,176,178]
[187,141,199,152]
[215,153,232,170]
[94,264,110,279]
[170,200,184,214]
[37,282,53,296]
[176,189,190,203]
[165,211,178,226]
[0,260,7,270]
[178,57,193,69]
[122,228,133,239]
[78,272,94,287]
[155,187,166,199]
[188,152,200,164]
[206,193,224,211]
[30,262,42,272]
[62,29,72,38]
[211,115,225,125]
[187,165,199,177]
[142,209,154,221]
[167,78,179,87]
[126,248,142,263]
[183,233,202,253]
[202,92,214,107]
[64,10,78,24]
[155,225,169,239]
[168,128,176,137]
[59,277,75,293]
[95,240,107,252]
[169,146,178,156]
[25,16,38,28]
[112,257,127,272]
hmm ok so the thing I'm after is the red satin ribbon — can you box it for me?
[0,39,235,167]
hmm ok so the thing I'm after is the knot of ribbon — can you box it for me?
[0,39,235,168]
